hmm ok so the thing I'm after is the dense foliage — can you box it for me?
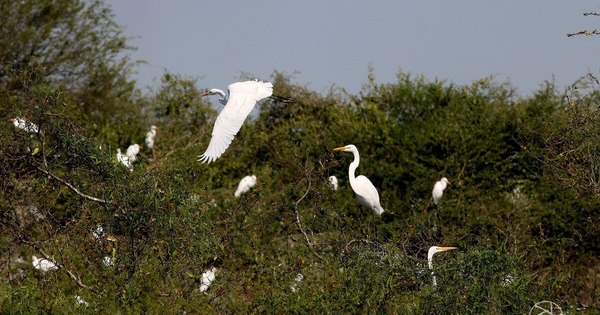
[1,1,599,313]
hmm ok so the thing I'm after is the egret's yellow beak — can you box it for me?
[333,146,347,152]
[447,181,452,186]
[201,91,210,97]
[439,246,458,251]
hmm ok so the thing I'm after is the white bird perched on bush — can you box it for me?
[11,117,39,133]
[333,145,384,216]
[235,175,257,198]
[432,177,450,205]
[198,80,273,163]
[32,255,58,272]
[116,148,131,170]
[126,144,140,162]
[145,125,158,150]
[116,144,141,171]
[328,175,338,191]
[428,246,457,287]
[200,267,217,292]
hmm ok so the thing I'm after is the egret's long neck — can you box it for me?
[428,252,437,287]
[348,148,360,189]
[214,89,228,105]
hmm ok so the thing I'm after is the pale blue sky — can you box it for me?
[107,1,600,96]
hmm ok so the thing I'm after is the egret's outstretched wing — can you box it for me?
[199,80,273,163]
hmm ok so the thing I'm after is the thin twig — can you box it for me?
[294,178,323,260]
[23,239,95,292]
[37,167,113,204]
[583,12,600,16]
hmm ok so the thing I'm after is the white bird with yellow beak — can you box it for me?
[333,145,384,216]
[428,246,457,287]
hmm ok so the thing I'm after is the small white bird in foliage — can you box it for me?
[235,175,257,198]
[145,125,158,150]
[198,80,273,163]
[328,175,338,191]
[200,267,217,293]
[428,246,457,287]
[290,273,304,293]
[102,256,114,267]
[11,117,39,133]
[116,148,131,170]
[75,295,89,307]
[32,255,58,272]
[126,144,140,162]
[92,225,104,241]
[432,177,450,205]
[333,145,385,216]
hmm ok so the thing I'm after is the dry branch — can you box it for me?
[37,167,113,205]
[294,177,323,260]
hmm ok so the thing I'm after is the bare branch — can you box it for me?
[22,239,95,292]
[583,12,600,16]
[294,177,323,260]
[37,167,113,205]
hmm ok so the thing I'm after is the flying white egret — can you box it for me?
[428,246,457,287]
[432,177,450,205]
[235,175,257,198]
[200,267,217,293]
[328,175,338,191]
[145,125,158,150]
[333,145,384,215]
[11,117,39,133]
[198,80,273,163]
[32,255,58,272]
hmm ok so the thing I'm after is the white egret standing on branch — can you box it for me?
[432,177,450,205]
[333,145,384,216]
[235,175,257,198]
[198,80,273,163]
[428,246,457,287]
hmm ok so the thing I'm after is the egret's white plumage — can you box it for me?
[75,295,89,306]
[198,80,273,163]
[427,246,457,287]
[328,175,338,191]
[32,255,58,272]
[92,225,104,240]
[200,267,217,292]
[11,117,39,133]
[102,256,114,267]
[116,148,131,169]
[333,145,384,216]
[145,125,158,149]
[126,144,140,162]
[290,273,304,293]
[235,175,257,198]
[432,177,450,205]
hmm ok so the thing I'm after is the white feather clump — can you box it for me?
[32,255,58,272]
[116,144,141,171]
[235,175,257,198]
[11,117,39,133]
[75,295,89,306]
[290,273,304,293]
[145,125,158,149]
[102,256,114,267]
[200,267,217,293]
[328,175,338,191]
[92,225,104,241]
